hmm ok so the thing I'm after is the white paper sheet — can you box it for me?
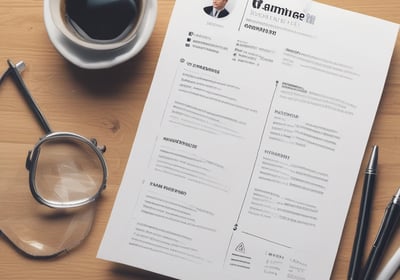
[98,0,399,279]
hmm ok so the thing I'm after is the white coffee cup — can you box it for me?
[49,0,146,51]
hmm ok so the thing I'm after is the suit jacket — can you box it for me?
[204,6,229,18]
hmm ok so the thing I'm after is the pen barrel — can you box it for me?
[348,174,376,280]
[7,60,53,134]
[361,203,400,280]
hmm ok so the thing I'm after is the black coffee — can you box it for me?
[65,0,138,41]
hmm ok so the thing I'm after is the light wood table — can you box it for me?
[0,1,398,279]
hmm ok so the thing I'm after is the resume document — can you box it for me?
[98,0,399,279]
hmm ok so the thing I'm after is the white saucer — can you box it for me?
[43,0,157,69]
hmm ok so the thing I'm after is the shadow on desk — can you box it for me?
[111,263,177,280]
[62,49,153,98]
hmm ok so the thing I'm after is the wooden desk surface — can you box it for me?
[0,0,398,279]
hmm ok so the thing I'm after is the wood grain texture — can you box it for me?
[0,0,398,279]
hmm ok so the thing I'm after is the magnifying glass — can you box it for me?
[1,59,108,208]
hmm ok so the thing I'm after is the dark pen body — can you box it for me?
[361,187,400,280]
[348,145,378,280]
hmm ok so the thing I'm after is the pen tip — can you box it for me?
[366,145,378,173]
[395,187,400,199]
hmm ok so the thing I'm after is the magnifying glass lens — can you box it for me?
[31,136,106,208]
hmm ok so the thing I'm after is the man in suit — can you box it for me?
[204,0,229,18]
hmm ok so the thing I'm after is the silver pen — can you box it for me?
[376,247,400,280]
[361,187,400,279]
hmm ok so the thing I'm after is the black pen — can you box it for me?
[348,145,378,280]
[361,186,400,280]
